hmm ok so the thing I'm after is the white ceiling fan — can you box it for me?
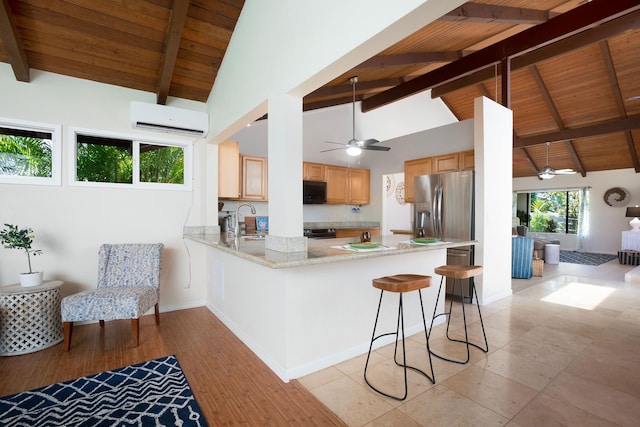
[538,141,576,179]
[321,76,390,156]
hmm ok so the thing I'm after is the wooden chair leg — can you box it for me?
[154,303,160,325]
[99,320,105,328]
[131,318,139,346]
[63,322,73,351]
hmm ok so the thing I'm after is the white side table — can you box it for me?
[622,231,640,251]
[0,280,64,356]
[545,244,560,264]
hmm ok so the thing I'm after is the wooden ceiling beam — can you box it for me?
[305,78,403,100]
[432,9,640,98]
[156,0,190,105]
[363,0,640,112]
[0,0,30,82]
[599,40,640,172]
[354,52,463,70]
[513,116,640,148]
[303,95,365,112]
[441,2,555,25]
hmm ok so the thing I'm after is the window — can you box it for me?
[516,190,581,234]
[69,128,191,190]
[0,119,61,185]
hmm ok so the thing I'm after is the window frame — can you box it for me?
[68,127,193,191]
[0,117,62,186]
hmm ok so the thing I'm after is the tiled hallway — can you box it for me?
[299,260,640,426]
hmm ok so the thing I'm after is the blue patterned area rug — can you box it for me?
[0,355,208,426]
[559,250,617,266]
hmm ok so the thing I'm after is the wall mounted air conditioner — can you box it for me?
[130,101,209,137]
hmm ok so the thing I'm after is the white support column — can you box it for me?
[474,96,513,304]
[265,93,307,253]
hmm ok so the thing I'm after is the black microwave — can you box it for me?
[303,180,327,204]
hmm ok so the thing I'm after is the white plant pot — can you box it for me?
[20,272,43,287]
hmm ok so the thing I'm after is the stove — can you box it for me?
[304,228,336,239]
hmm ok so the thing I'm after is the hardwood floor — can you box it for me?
[0,307,346,426]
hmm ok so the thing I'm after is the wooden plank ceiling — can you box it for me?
[1,0,639,178]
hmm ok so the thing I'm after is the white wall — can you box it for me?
[0,64,208,310]
[207,0,465,142]
[514,169,640,254]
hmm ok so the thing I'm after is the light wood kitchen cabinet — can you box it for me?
[218,140,268,201]
[335,228,380,238]
[433,153,459,173]
[325,165,348,204]
[241,155,268,201]
[348,168,370,205]
[303,162,326,181]
[459,150,475,171]
[325,166,370,205]
[404,157,433,203]
[404,150,474,202]
[218,140,241,199]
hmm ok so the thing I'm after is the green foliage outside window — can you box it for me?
[77,140,133,183]
[140,144,184,184]
[528,190,579,234]
[0,134,52,177]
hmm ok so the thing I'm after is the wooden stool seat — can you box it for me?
[372,274,431,293]
[434,265,483,279]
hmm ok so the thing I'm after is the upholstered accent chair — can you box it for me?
[61,243,163,350]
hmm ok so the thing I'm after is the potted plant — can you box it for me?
[0,224,44,287]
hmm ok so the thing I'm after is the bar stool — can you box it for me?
[429,265,488,364]
[363,274,435,401]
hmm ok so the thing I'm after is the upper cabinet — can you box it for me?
[404,157,433,203]
[218,140,241,199]
[303,162,326,181]
[325,165,348,204]
[241,155,268,201]
[348,168,370,205]
[433,153,459,173]
[306,162,370,205]
[404,150,474,203]
[459,150,475,171]
[218,140,268,201]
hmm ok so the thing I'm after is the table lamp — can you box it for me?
[626,205,640,232]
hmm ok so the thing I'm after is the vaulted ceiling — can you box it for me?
[1,0,639,178]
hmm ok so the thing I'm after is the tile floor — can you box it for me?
[298,260,640,426]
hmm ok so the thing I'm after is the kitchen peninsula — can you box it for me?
[185,231,476,381]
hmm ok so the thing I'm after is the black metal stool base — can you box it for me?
[363,289,435,401]
[429,276,488,365]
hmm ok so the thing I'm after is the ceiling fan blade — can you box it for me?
[320,146,347,153]
[363,145,391,151]
[361,138,380,146]
[323,141,346,146]
[555,169,576,174]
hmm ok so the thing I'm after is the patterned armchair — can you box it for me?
[61,243,163,350]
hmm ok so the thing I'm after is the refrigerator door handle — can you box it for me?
[435,184,443,238]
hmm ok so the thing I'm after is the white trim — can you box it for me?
[0,117,62,186]
[67,127,193,191]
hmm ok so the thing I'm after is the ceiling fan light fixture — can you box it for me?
[539,170,554,180]
[346,146,362,156]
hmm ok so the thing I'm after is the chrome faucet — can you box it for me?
[234,203,256,236]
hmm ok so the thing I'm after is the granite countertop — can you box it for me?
[184,232,476,269]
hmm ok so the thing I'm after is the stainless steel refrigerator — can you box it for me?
[413,171,475,302]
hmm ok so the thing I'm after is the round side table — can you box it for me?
[0,280,64,356]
